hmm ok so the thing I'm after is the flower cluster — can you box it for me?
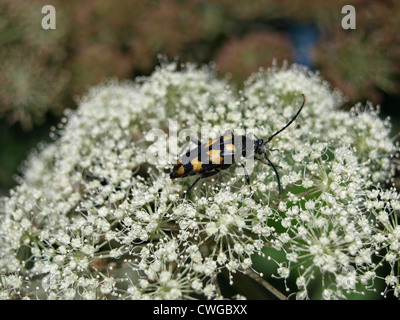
[0,60,399,299]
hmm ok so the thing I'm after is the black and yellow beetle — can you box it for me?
[170,94,306,204]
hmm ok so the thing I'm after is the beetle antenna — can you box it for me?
[265,94,306,144]
[266,157,282,206]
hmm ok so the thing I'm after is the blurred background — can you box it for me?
[1,0,399,197]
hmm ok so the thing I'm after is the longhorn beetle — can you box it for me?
[170,94,306,204]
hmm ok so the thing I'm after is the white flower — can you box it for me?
[191,279,203,292]
[337,271,357,290]
[277,266,290,278]
[159,271,171,284]
[0,60,398,300]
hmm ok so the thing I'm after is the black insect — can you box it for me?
[170,94,306,204]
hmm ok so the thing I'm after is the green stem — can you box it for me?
[244,268,288,300]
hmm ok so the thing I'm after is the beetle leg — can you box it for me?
[256,155,282,169]
[257,155,282,207]
[180,170,220,198]
[240,163,259,202]
[180,176,201,198]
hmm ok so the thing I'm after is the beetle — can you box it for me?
[170,94,306,204]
